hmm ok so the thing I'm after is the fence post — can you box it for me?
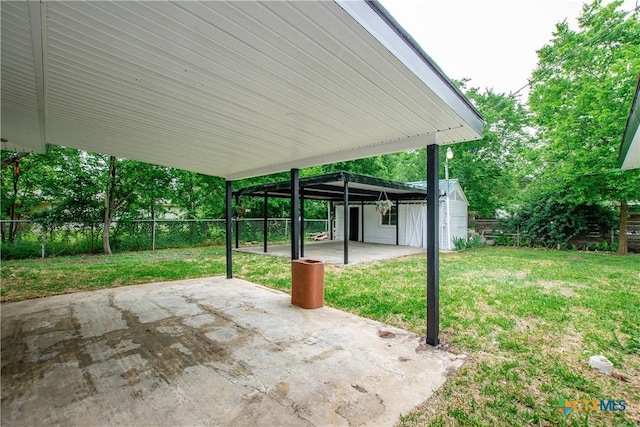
[152,218,156,251]
[41,225,46,258]
[611,228,614,250]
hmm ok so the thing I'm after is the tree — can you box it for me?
[528,0,640,254]
[172,170,226,219]
[0,152,26,242]
[103,156,117,254]
[101,157,178,254]
[449,87,533,217]
[1,150,55,242]
[381,85,533,218]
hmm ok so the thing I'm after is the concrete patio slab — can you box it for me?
[237,240,425,265]
[1,277,464,426]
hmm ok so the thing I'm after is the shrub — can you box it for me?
[453,234,483,251]
[508,191,616,249]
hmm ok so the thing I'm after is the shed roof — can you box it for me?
[1,1,482,180]
[235,171,428,202]
[619,75,640,170]
[406,179,465,199]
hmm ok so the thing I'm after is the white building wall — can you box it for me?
[441,197,468,250]
[334,187,467,251]
[336,204,401,245]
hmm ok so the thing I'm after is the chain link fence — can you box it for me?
[0,218,328,260]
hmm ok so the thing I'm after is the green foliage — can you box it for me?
[450,86,534,217]
[528,0,640,207]
[510,190,616,248]
[452,234,483,251]
[172,169,226,218]
[371,85,534,218]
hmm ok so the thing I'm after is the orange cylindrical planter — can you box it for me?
[291,259,325,309]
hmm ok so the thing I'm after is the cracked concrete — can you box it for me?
[1,277,464,426]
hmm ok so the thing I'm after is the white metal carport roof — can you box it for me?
[619,76,640,170]
[1,0,483,180]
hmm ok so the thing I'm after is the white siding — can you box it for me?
[334,182,468,251]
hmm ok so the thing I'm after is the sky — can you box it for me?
[378,0,637,98]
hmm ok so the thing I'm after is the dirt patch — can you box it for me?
[537,280,579,298]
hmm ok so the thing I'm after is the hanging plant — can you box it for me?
[235,206,246,218]
[376,191,394,216]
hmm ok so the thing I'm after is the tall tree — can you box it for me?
[383,86,533,218]
[1,150,52,242]
[449,87,533,217]
[101,157,178,253]
[528,0,640,254]
[103,156,117,254]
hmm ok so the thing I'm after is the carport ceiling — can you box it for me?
[1,1,483,180]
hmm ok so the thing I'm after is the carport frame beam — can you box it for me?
[426,143,440,346]
[291,169,300,260]
[226,180,233,279]
[343,180,349,265]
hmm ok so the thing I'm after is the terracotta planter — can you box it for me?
[291,259,325,309]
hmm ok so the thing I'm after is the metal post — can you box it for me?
[426,144,440,346]
[329,202,334,240]
[300,189,305,258]
[396,200,400,245]
[226,180,233,279]
[152,217,157,251]
[445,158,451,251]
[361,201,364,242]
[235,194,240,249]
[263,191,268,253]
[343,181,349,265]
[291,169,300,260]
[41,226,46,258]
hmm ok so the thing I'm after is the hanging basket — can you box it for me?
[375,191,394,216]
[235,206,246,218]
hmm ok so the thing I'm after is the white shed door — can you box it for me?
[405,205,425,247]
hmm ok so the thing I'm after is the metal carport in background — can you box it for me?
[234,171,430,265]
[1,0,483,345]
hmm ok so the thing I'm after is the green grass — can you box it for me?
[1,246,638,425]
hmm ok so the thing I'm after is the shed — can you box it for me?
[334,179,467,251]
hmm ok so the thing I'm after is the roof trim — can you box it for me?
[336,0,483,137]
[619,75,640,170]
[364,1,483,122]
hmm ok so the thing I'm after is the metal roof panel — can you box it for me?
[1,1,483,178]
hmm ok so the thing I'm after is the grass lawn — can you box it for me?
[1,246,638,426]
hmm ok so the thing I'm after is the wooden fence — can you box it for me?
[470,212,640,251]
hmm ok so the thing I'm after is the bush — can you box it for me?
[452,234,483,251]
[508,192,616,249]
[1,241,42,259]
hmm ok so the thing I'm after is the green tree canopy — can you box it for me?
[528,0,640,204]
[528,0,640,253]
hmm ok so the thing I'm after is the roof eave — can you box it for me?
[619,76,640,170]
